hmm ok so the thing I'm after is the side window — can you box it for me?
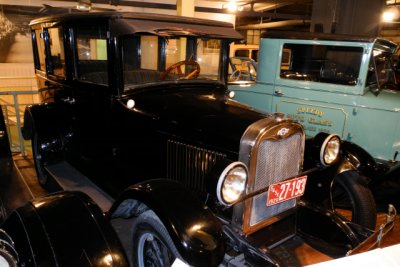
[251,50,258,62]
[48,27,66,78]
[197,39,221,79]
[76,26,108,85]
[281,43,363,86]
[34,29,46,72]
[235,49,249,58]
[140,36,158,70]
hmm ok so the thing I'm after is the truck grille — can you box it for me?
[166,140,226,192]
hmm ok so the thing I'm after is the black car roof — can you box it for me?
[30,11,243,39]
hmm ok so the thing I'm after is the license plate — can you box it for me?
[267,175,307,206]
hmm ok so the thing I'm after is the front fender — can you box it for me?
[109,179,225,267]
[297,200,363,256]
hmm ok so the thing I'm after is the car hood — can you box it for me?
[120,83,268,153]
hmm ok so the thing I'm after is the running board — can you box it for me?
[45,161,113,212]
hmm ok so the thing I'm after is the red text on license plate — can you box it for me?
[266,175,307,206]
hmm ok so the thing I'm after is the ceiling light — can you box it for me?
[382,7,399,22]
[383,11,396,21]
[225,2,238,12]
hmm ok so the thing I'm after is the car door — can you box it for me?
[64,23,114,174]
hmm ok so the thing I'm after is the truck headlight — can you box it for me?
[320,134,340,166]
[217,162,248,206]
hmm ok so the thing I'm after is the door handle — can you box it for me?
[60,97,76,104]
[274,89,284,96]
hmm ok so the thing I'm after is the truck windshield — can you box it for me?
[122,35,222,90]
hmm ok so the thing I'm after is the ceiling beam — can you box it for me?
[236,19,310,29]
[195,6,310,20]
[252,1,295,12]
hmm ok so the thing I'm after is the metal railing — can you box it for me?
[0,76,40,156]
[0,73,39,156]
[0,89,40,156]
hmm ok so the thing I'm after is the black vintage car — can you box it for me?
[15,12,394,267]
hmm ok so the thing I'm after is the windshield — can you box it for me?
[228,57,257,82]
[367,49,397,90]
[122,35,222,90]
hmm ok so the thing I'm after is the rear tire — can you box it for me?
[331,171,377,230]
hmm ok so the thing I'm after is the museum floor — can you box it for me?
[3,153,399,267]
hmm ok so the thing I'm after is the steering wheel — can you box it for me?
[160,60,200,80]
[229,69,242,81]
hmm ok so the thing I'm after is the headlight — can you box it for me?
[216,162,248,206]
[320,134,340,166]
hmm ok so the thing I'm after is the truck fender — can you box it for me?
[108,179,225,267]
[334,140,387,181]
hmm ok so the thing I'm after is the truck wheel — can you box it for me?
[332,171,377,230]
[132,210,184,267]
[32,132,49,185]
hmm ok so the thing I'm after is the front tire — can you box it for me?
[132,210,183,267]
[331,171,377,230]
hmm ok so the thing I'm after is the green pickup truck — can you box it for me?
[230,31,400,209]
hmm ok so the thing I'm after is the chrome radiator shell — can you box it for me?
[237,115,305,234]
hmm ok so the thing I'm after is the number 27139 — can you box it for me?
[266,175,307,206]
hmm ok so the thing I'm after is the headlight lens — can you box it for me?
[320,134,340,166]
[217,162,248,206]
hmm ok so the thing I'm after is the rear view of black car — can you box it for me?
[2,11,392,267]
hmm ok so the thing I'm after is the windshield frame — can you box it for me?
[367,48,398,94]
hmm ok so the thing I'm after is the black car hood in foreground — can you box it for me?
[121,83,268,153]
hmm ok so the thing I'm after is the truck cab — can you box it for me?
[231,31,399,163]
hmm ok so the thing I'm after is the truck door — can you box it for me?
[271,42,365,139]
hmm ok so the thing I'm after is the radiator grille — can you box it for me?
[166,140,226,192]
[250,133,303,226]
